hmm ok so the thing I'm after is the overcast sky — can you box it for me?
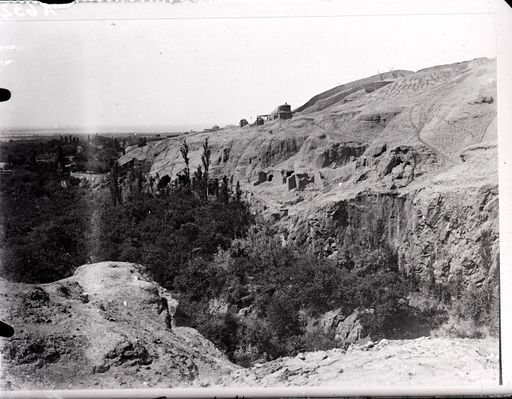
[0,0,497,132]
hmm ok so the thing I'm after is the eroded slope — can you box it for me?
[0,262,238,390]
[119,57,498,286]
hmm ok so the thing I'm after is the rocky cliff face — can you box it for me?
[119,57,498,287]
[287,142,499,285]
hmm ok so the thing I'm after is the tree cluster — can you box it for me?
[0,167,98,283]
[174,223,414,365]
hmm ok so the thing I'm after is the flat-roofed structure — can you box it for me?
[270,103,292,120]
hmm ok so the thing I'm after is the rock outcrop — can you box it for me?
[0,262,238,390]
[304,308,368,343]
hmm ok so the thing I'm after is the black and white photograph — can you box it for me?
[0,0,509,394]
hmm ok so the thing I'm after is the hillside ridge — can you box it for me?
[118,56,498,287]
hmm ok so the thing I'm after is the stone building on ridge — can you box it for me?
[270,103,292,120]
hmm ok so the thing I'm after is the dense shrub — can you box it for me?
[0,168,99,283]
[176,223,414,364]
[433,283,499,338]
[92,186,252,290]
[428,267,499,338]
